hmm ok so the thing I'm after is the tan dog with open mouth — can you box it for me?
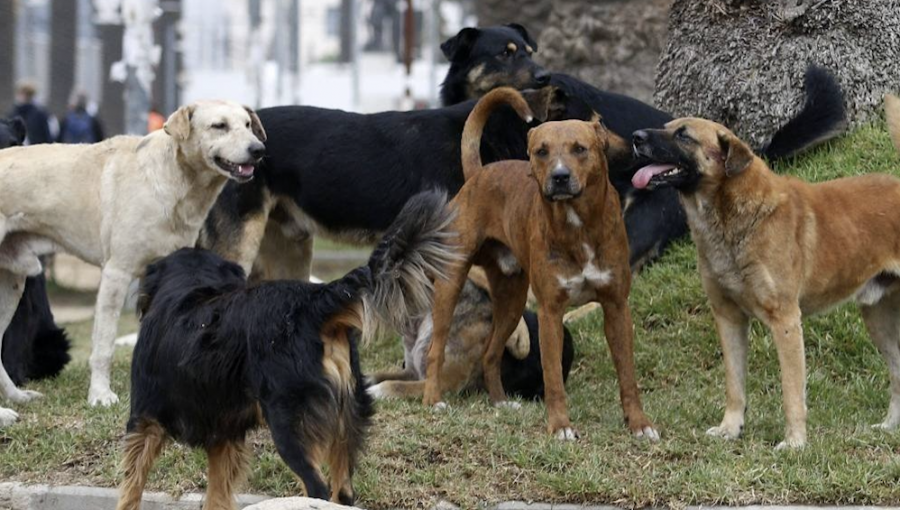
[630,102,900,449]
[422,87,657,441]
[0,100,266,422]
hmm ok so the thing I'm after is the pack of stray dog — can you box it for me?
[6,19,900,509]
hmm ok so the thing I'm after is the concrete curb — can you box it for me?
[0,483,269,510]
[1,485,899,510]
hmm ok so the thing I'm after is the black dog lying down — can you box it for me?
[117,192,457,508]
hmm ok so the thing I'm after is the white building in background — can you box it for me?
[179,0,469,112]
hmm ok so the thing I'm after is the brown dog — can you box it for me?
[422,87,657,440]
[631,106,900,449]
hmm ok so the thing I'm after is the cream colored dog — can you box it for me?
[0,100,266,423]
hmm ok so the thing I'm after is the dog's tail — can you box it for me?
[885,94,900,154]
[462,87,534,180]
[328,191,458,340]
[759,64,847,161]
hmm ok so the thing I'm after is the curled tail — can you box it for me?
[760,64,847,161]
[328,191,458,340]
[885,93,900,154]
[462,87,534,180]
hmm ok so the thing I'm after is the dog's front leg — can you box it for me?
[706,300,750,441]
[765,306,807,449]
[0,270,42,419]
[601,297,658,440]
[536,305,577,440]
[88,265,133,406]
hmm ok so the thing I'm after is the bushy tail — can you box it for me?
[341,191,459,339]
[760,64,847,161]
[462,87,534,180]
[885,93,900,154]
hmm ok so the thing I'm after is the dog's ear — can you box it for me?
[505,23,538,52]
[244,106,267,143]
[526,127,536,158]
[441,27,479,62]
[164,105,195,142]
[717,130,754,177]
[591,114,610,152]
[9,117,26,145]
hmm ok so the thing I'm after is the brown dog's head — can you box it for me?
[527,118,612,202]
[630,118,756,193]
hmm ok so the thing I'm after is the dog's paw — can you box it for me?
[554,427,580,441]
[705,423,742,440]
[494,400,522,411]
[0,408,19,427]
[88,388,119,407]
[7,388,42,404]
[432,402,449,412]
[775,437,806,450]
[367,382,388,400]
[633,425,660,442]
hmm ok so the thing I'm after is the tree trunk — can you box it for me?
[537,0,671,104]
[475,0,550,38]
[655,0,900,148]
[0,0,16,115]
[98,23,125,136]
[48,0,78,119]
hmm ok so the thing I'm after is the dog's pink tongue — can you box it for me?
[237,164,255,177]
[632,164,676,189]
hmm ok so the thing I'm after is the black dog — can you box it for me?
[117,192,456,508]
[0,117,70,387]
[438,25,847,268]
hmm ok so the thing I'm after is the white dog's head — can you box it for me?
[164,100,267,183]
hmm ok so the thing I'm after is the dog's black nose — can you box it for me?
[633,130,649,146]
[534,68,551,86]
[249,143,265,160]
[551,167,571,185]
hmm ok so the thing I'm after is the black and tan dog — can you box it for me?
[422,88,656,441]
[116,192,457,508]
[630,100,900,449]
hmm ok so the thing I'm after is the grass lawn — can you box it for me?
[2,123,900,509]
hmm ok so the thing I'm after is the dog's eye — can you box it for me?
[245,122,251,129]
[499,49,512,59]
[572,144,587,155]
[535,147,549,157]
[675,129,692,143]
[212,122,228,130]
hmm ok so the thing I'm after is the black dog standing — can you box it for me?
[117,192,457,509]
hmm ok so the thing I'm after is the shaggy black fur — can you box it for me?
[0,117,70,386]
[127,192,455,503]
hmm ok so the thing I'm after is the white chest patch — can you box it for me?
[566,206,582,227]
[556,243,611,302]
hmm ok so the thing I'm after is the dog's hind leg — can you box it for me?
[265,407,330,501]
[205,440,250,510]
[481,267,529,409]
[423,257,475,408]
[88,265,133,406]
[0,269,42,425]
[327,437,354,504]
[861,291,900,430]
[115,419,167,510]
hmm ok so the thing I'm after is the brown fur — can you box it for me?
[116,420,167,510]
[635,115,900,449]
[422,88,655,440]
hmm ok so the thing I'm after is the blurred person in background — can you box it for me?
[8,82,54,145]
[57,92,105,144]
